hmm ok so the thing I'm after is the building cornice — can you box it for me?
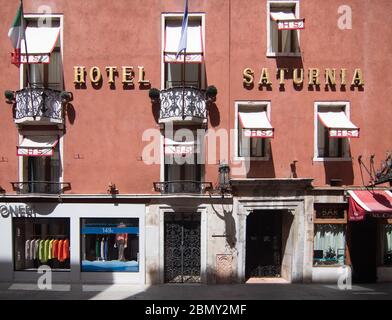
[0,193,231,203]
[230,178,314,189]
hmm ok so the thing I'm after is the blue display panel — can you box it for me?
[81,227,139,235]
[81,218,139,272]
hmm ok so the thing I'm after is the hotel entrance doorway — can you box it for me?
[245,210,283,279]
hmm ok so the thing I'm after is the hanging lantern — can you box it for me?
[218,163,231,194]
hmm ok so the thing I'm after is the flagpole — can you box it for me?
[20,0,38,120]
[20,0,31,88]
[182,49,186,120]
[177,0,188,121]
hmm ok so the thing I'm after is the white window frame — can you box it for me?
[18,130,64,186]
[17,14,65,189]
[20,14,64,90]
[161,13,206,90]
[313,101,352,162]
[266,0,301,57]
[234,101,272,161]
[159,129,206,183]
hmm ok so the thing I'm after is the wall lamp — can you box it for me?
[4,90,15,103]
[218,163,231,197]
[60,91,73,103]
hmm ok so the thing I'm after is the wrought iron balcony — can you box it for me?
[158,86,208,123]
[14,87,64,125]
[10,181,71,195]
[154,181,213,194]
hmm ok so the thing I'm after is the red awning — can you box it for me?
[318,111,360,138]
[239,111,274,138]
[164,138,195,155]
[17,136,58,157]
[270,12,305,30]
[164,20,203,63]
[21,26,60,64]
[348,190,392,221]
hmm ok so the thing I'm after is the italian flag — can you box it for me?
[8,1,24,67]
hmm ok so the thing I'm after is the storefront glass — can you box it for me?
[81,218,139,272]
[384,224,392,265]
[13,218,70,271]
[313,224,345,266]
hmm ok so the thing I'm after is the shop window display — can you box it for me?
[313,224,345,266]
[13,218,70,271]
[384,224,392,265]
[81,218,139,272]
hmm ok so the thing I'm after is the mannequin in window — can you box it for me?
[115,222,128,261]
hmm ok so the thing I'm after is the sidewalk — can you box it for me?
[0,282,391,300]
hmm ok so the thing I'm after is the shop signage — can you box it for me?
[371,212,392,219]
[243,67,364,88]
[0,204,37,218]
[73,65,150,87]
[315,206,345,219]
[81,227,139,235]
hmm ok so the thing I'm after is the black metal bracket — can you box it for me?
[374,152,392,186]
[358,153,392,186]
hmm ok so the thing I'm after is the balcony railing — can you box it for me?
[14,87,63,125]
[154,181,213,194]
[159,86,207,123]
[10,181,71,195]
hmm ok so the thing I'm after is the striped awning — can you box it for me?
[164,20,203,63]
[239,111,274,138]
[318,111,360,138]
[20,26,60,64]
[164,138,196,155]
[270,12,305,30]
[348,190,392,221]
[17,136,58,157]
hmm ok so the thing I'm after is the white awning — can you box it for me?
[17,136,58,157]
[164,20,203,63]
[20,27,60,64]
[164,138,196,155]
[270,12,297,21]
[239,111,274,138]
[270,12,305,30]
[318,111,360,138]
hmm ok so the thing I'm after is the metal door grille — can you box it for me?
[164,214,201,283]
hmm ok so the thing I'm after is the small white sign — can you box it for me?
[17,147,54,157]
[164,145,194,155]
[20,54,50,64]
[278,19,305,30]
[329,129,360,138]
[243,129,274,138]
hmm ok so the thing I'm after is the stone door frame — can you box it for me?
[158,205,208,284]
[235,198,307,283]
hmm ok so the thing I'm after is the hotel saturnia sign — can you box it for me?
[243,67,364,88]
[72,65,364,90]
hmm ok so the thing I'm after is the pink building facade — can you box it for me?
[0,0,391,284]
